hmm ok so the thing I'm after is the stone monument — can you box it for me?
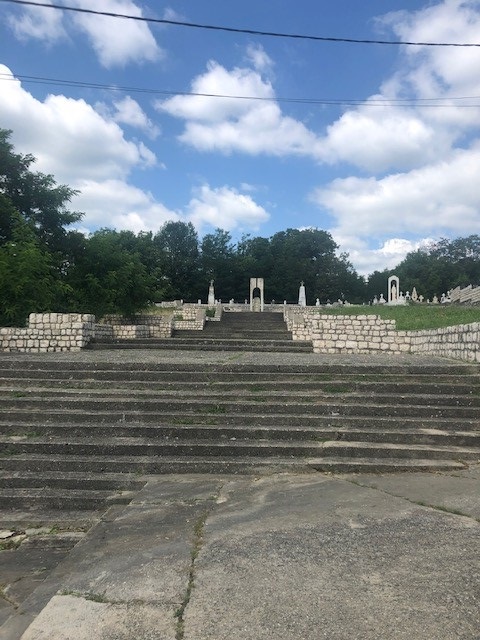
[207,280,215,306]
[250,278,265,312]
[298,281,306,307]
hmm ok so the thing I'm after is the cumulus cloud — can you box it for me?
[96,96,161,139]
[245,43,274,72]
[157,60,321,156]
[68,0,162,67]
[72,179,179,232]
[0,65,174,234]
[7,0,67,42]
[334,235,436,276]
[186,184,270,232]
[0,65,154,184]
[313,144,480,238]
[6,0,162,67]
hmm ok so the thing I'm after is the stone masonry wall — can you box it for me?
[286,310,480,362]
[99,314,173,338]
[409,323,480,362]
[173,307,206,331]
[0,313,95,353]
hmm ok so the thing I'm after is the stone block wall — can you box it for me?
[409,322,480,362]
[0,313,95,352]
[173,306,206,331]
[112,325,150,339]
[98,314,173,338]
[290,313,411,354]
[287,310,480,362]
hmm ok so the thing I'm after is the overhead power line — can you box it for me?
[2,72,480,108]
[2,0,480,48]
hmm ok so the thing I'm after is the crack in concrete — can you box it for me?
[174,509,210,640]
[174,484,224,640]
[340,476,480,523]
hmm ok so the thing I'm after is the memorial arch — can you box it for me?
[249,277,264,312]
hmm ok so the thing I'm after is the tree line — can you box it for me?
[1,128,480,325]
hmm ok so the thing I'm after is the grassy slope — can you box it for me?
[316,305,480,331]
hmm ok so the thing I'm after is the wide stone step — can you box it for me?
[0,436,326,458]
[307,457,467,473]
[0,487,134,510]
[2,413,478,438]
[1,424,478,447]
[1,388,478,408]
[0,453,311,474]
[0,470,145,491]
[88,340,313,353]
[1,397,479,418]
[178,329,293,339]
[1,371,478,393]
[321,440,480,460]
[0,361,475,375]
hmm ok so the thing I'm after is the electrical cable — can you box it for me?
[2,0,480,48]
[2,72,480,109]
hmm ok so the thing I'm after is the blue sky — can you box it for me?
[1,0,480,275]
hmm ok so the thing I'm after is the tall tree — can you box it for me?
[66,229,154,318]
[0,129,82,256]
[154,221,200,300]
[200,229,238,301]
[0,214,69,326]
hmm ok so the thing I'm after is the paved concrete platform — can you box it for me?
[1,465,479,640]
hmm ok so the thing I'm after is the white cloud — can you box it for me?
[0,65,173,234]
[95,96,161,139]
[72,179,179,232]
[6,0,162,67]
[68,0,162,67]
[0,66,154,184]
[7,0,66,42]
[334,235,435,276]
[318,103,452,172]
[313,144,480,246]
[245,44,274,73]
[186,184,270,232]
[158,60,321,156]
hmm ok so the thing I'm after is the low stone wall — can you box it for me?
[290,313,411,355]
[0,313,95,352]
[409,323,480,362]
[287,310,480,362]
[173,306,206,331]
[99,314,172,338]
[112,325,150,339]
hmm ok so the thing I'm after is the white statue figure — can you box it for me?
[208,280,215,306]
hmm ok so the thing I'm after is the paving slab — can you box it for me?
[339,463,480,520]
[184,473,479,640]
[1,470,479,640]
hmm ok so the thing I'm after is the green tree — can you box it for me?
[66,229,154,317]
[0,215,69,326]
[200,229,238,301]
[154,221,200,300]
[0,129,82,255]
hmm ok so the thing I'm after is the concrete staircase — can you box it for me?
[0,357,479,514]
[90,311,313,352]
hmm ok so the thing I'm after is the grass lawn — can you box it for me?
[316,304,480,331]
